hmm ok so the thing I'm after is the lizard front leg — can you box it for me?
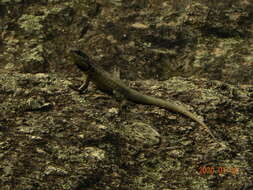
[78,75,90,93]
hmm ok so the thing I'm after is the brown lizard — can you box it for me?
[70,49,218,143]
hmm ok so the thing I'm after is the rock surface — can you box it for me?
[0,0,252,189]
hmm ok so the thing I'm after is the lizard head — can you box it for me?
[70,49,90,72]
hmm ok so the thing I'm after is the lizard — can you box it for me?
[70,49,218,143]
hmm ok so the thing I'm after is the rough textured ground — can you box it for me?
[0,0,253,190]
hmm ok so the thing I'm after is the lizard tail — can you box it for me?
[127,89,217,141]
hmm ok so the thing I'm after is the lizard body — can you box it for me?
[70,50,217,142]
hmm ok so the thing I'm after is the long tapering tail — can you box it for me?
[127,89,218,142]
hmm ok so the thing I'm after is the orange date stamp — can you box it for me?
[199,166,239,176]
